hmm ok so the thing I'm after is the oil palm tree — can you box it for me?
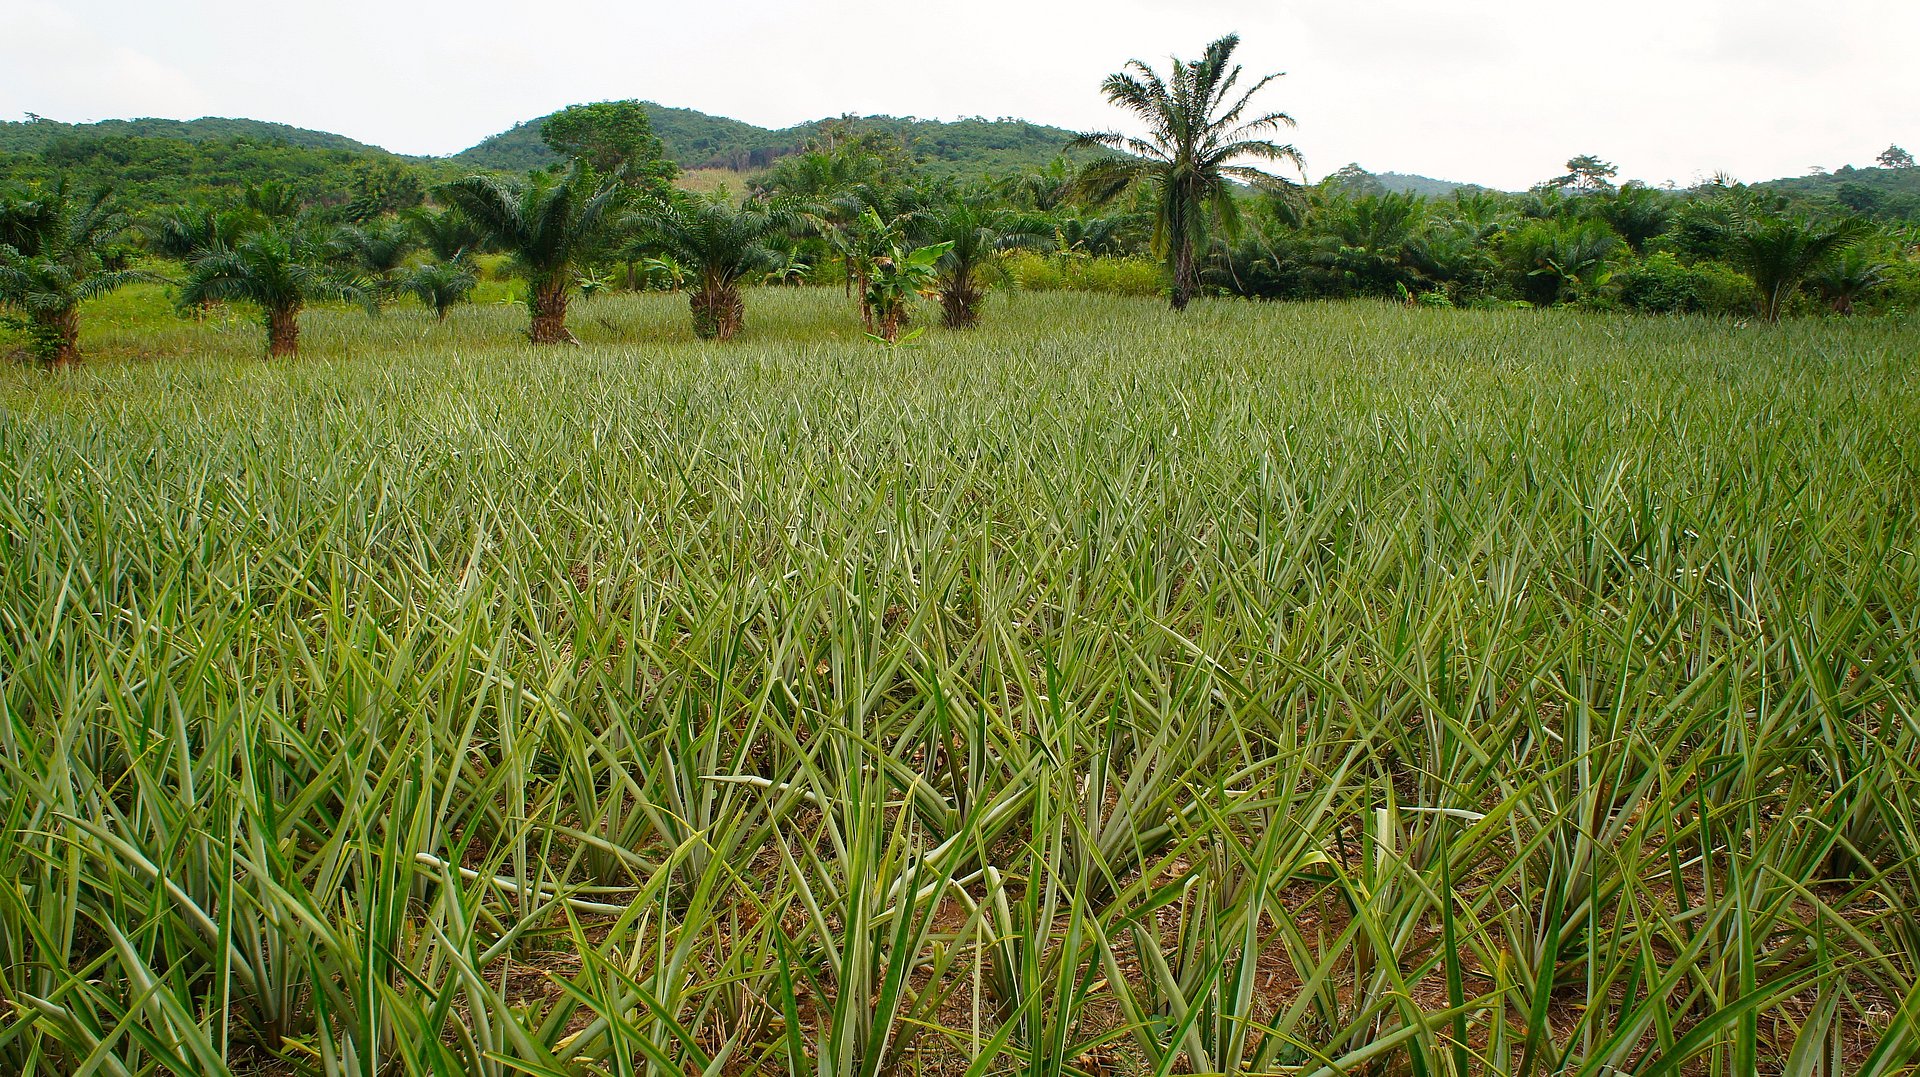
[0,182,146,367]
[142,203,265,262]
[176,229,363,356]
[397,259,477,322]
[1071,33,1303,310]
[437,165,622,344]
[1721,212,1870,322]
[1594,183,1672,255]
[923,198,1043,329]
[632,195,788,341]
[404,206,488,262]
[327,218,415,294]
[1809,247,1888,315]
[1505,218,1620,306]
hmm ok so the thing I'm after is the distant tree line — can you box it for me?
[5,40,1918,367]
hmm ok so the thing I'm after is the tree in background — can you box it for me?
[864,239,950,343]
[405,206,488,262]
[924,198,1042,329]
[344,159,427,221]
[142,203,265,261]
[327,217,415,300]
[1549,155,1620,194]
[177,229,364,356]
[1505,218,1620,306]
[541,101,677,194]
[633,194,788,341]
[0,182,145,366]
[1073,33,1303,311]
[439,166,623,344]
[1808,246,1887,315]
[1718,212,1868,322]
[397,259,477,322]
[1876,145,1915,169]
[1595,183,1671,253]
[1325,163,1387,197]
[242,181,302,222]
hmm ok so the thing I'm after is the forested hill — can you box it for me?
[1755,164,1920,219]
[452,104,1092,177]
[0,115,386,156]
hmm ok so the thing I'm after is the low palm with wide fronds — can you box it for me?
[633,195,788,340]
[0,181,147,366]
[1720,213,1872,322]
[437,166,622,344]
[397,259,478,322]
[924,198,1044,329]
[1072,34,1304,310]
[176,229,363,356]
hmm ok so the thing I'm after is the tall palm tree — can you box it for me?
[0,182,146,367]
[176,229,363,356]
[1072,34,1303,310]
[437,166,622,344]
[633,195,788,341]
[1720,213,1869,323]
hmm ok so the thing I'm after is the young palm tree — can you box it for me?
[1810,248,1888,315]
[327,218,415,299]
[397,259,478,322]
[1720,213,1869,323]
[437,166,622,344]
[404,206,487,262]
[1072,34,1303,310]
[176,229,362,356]
[923,198,1042,329]
[634,195,787,341]
[0,182,145,367]
[142,203,266,262]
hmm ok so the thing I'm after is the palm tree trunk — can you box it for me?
[267,304,301,357]
[940,273,983,330]
[1169,196,1197,312]
[37,307,81,368]
[1171,238,1197,312]
[529,277,572,344]
[691,280,745,341]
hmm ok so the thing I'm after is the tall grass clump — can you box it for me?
[2,287,1918,1075]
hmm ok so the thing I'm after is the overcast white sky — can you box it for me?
[3,0,1915,190]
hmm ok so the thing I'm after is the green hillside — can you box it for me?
[0,115,388,156]
[1374,171,1492,197]
[1757,163,1920,221]
[0,115,462,219]
[452,103,1091,178]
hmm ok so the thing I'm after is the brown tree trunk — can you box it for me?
[940,278,982,330]
[267,304,301,357]
[38,308,81,368]
[690,281,745,341]
[1170,237,1196,312]
[529,278,573,344]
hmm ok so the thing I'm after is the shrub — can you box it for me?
[1616,253,1752,316]
[1004,253,1165,297]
